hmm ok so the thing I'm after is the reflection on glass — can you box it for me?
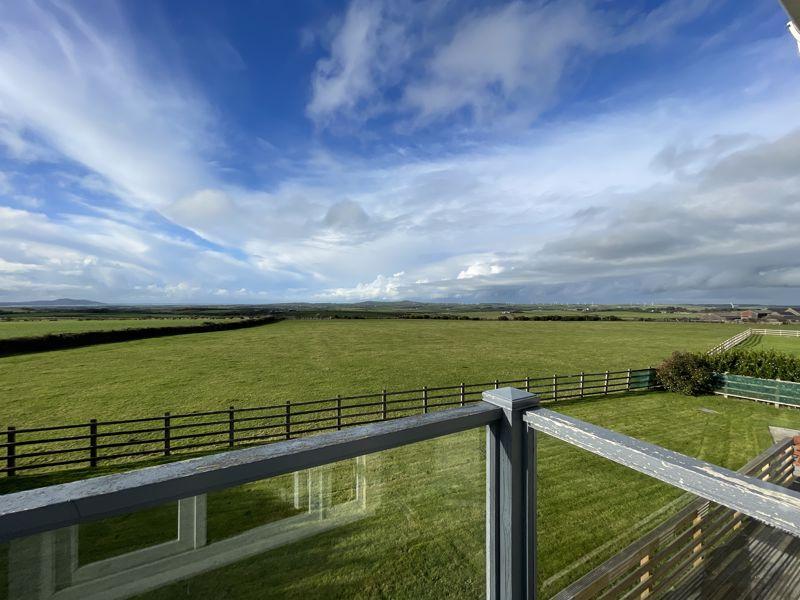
[2,428,484,599]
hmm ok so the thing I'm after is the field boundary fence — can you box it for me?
[2,367,656,477]
[707,328,800,355]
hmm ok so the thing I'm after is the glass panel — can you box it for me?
[539,432,798,599]
[0,427,485,599]
[537,436,692,598]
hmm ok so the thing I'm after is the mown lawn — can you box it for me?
[0,319,746,427]
[740,333,800,355]
[0,317,240,339]
[3,391,798,599]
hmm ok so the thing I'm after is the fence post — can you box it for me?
[164,412,171,456]
[552,374,558,401]
[626,368,632,392]
[494,379,500,389]
[228,406,235,447]
[381,389,387,420]
[460,383,466,407]
[336,395,342,431]
[604,371,609,394]
[525,376,531,393]
[89,419,98,468]
[423,386,429,414]
[579,372,585,398]
[6,426,16,477]
[483,387,540,600]
[285,401,291,440]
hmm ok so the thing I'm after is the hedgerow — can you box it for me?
[708,349,800,382]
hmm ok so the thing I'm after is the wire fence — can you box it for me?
[2,367,657,477]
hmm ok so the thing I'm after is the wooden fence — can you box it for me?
[707,329,754,355]
[551,437,795,599]
[715,373,800,408]
[1,367,656,477]
[708,328,800,355]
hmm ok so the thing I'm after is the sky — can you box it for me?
[0,0,799,305]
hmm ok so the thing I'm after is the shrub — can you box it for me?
[708,349,800,382]
[656,352,715,395]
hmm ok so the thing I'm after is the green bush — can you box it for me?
[656,352,715,395]
[708,349,800,382]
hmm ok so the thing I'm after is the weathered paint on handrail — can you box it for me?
[524,407,800,537]
[550,438,794,600]
[0,402,501,543]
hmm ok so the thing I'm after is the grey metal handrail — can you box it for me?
[0,402,501,542]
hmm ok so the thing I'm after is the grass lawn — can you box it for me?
[4,391,799,599]
[0,318,241,340]
[0,319,746,427]
[739,333,800,355]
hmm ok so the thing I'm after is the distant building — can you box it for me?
[740,310,770,321]
[697,313,726,323]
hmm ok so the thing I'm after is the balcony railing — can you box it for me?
[0,387,799,599]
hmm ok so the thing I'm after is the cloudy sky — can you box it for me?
[0,0,798,304]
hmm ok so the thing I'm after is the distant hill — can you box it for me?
[0,298,105,307]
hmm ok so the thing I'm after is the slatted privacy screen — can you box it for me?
[715,373,800,407]
[551,438,795,600]
[1,368,657,477]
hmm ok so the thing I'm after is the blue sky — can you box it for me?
[1,0,799,304]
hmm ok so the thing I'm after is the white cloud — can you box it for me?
[404,2,596,125]
[0,2,213,209]
[458,262,507,280]
[318,271,406,300]
[309,0,720,130]
[307,0,408,124]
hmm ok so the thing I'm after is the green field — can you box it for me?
[4,318,795,598]
[4,391,797,599]
[739,333,800,355]
[0,320,746,426]
[0,317,241,339]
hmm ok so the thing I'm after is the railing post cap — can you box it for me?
[482,387,539,411]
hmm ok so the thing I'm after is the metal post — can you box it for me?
[483,387,540,600]
[460,383,466,407]
[6,426,16,477]
[604,371,609,394]
[285,402,291,440]
[626,368,632,391]
[89,419,98,468]
[228,406,235,447]
[552,374,558,401]
[336,395,342,431]
[525,376,531,393]
[423,386,428,414]
[579,372,585,398]
[164,412,171,456]
[381,389,387,420]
